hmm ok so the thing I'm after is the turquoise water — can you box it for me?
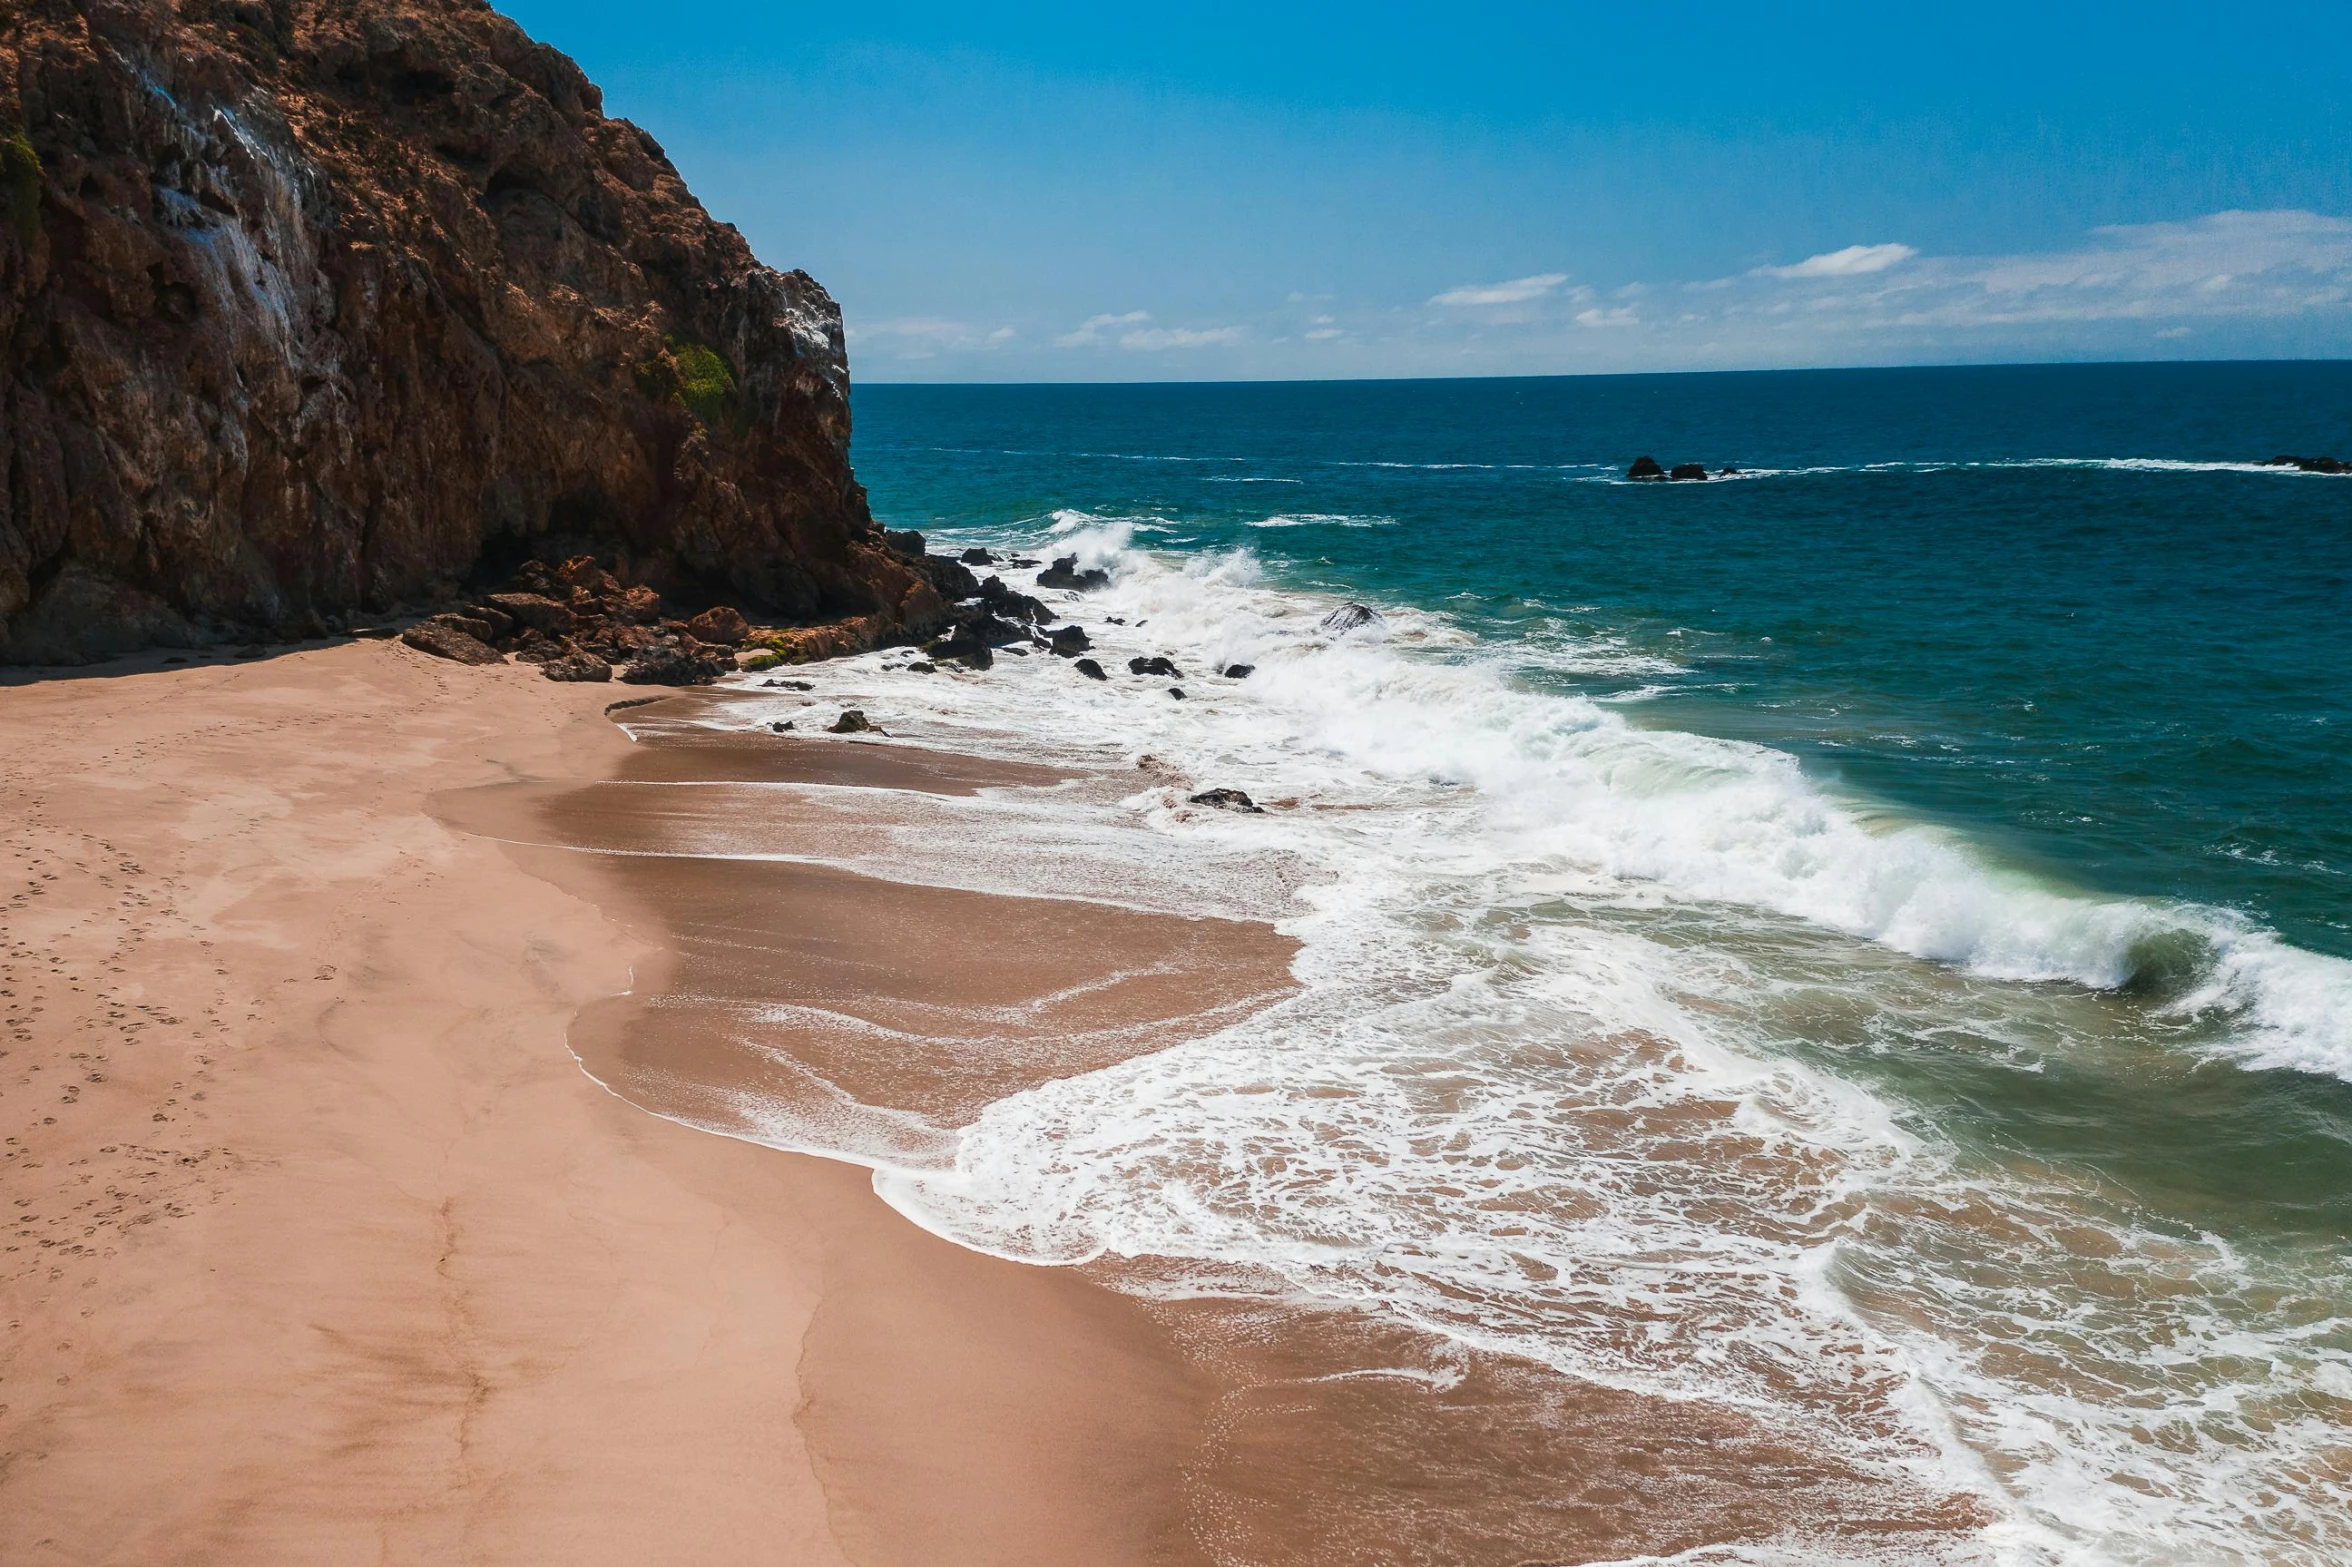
[856,364,2352,963]
[819,363,2352,1561]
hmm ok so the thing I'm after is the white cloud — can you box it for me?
[847,317,1016,356]
[1120,325,1244,350]
[1758,243,1918,278]
[1575,305,1639,329]
[1055,309,1153,346]
[1304,327,1344,341]
[1429,272,1570,306]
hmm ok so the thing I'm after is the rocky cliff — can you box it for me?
[1,0,942,663]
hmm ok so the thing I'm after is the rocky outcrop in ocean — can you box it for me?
[1,0,934,663]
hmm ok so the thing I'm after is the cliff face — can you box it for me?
[1,0,932,663]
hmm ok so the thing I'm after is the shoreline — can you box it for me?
[1,640,1991,1563]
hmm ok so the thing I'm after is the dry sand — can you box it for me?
[0,642,1229,1565]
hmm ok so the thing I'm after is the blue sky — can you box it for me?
[503,1,2352,381]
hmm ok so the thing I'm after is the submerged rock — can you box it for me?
[1168,687,1186,700]
[1319,603,1382,633]
[1128,655,1183,677]
[1628,456,1668,481]
[1188,788,1265,814]
[1074,658,1108,681]
[1668,463,1710,481]
[2265,454,2349,474]
[1221,663,1255,679]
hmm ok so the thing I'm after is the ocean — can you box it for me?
[729,363,2352,1562]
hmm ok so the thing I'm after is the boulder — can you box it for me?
[484,593,576,635]
[961,548,997,565]
[1038,555,1112,591]
[605,586,667,625]
[1050,625,1093,656]
[427,612,497,643]
[539,649,613,683]
[557,558,625,596]
[884,530,929,557]
[1320,603,1381,633]
[618,644,727,685]
[1668,464,1710,482]
[686,606,751,645]
[1128,655,1183,678]
[401,622,504,666]
[828,710,873,733]
[1188,788,1265,814]
[1717,466,1741,476]
[980,577,1052,624]
[1074,658,1108,681]
[1168,687,1186,700]
[1221,663,1255,679]
[1628,456,1667,481]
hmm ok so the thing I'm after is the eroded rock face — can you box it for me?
[1,0,927,663]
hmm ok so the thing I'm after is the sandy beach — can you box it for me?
[0,642,1234,1565]
[0,638,1999,1565]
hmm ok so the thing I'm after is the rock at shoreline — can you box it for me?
[1,0,933,665]
[1050,625,1092,656]
[828,710,872,734]
[1074,658,1107,681]
[2266,455,2349,474]
[1038,555,1112,591]
[685,606,750,646]
[1169,687,1186,699]
[618,644,726,685]
[1628,456,1667,481]
[979,577,1051,624]
[1128,655,1182,678]
[884,531,928,557]
[401,622,504,666]
[1221,663,1255,679]
[1188,788,1265,814]
[961,548,997,565]
[1320,603,1381,634]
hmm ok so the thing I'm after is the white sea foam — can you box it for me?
[687,527,2352,1562]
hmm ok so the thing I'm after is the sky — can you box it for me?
[500,1,2352,382]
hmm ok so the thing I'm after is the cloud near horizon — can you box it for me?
[849,209,2352,377]
[1758,242,1919,278]
[1429,272,1572,306]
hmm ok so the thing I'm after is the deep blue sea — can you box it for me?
[775,363,2352,1561]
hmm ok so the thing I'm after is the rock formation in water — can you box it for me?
[1,0,944,663]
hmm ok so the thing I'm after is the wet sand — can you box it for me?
[457,687,1988,1565]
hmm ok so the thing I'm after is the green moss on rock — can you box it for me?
[633,335,740,431]
[1,129,41,247]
